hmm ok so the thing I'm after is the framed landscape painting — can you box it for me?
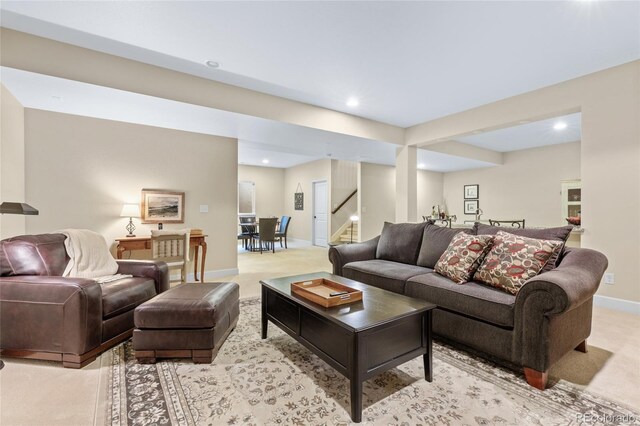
[141,189,185,223]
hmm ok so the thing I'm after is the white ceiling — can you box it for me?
[1,1,638,127]
[455,113,582,152]
[0,66,584,172]
[0,66,402,169]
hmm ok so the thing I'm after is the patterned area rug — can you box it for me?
[106,298,638,425]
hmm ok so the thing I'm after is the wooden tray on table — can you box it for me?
[291,278,363,308]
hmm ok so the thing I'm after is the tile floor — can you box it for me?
[0,242,638,425]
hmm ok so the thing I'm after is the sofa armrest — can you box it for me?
[328,236,380,276]
[116,260,169,294]
[513,247,607,372]
[0,276,103,354]
[515,247,608,316]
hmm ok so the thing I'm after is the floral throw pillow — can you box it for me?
[474,231,564,295]
[434,233,494,284]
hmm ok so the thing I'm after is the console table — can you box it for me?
[115,235,207,281]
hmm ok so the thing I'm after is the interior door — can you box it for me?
[313,181,328,247]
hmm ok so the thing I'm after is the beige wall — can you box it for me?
[358,162,395,241]
[417,169,444,220]
[238,165,285,219]
[0,85,26,239]
[24,110,238,276]
[443,142,581,227]
[406,60,640,304]
[283,159,331,242]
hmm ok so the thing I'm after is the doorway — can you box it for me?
[312,180,328,247]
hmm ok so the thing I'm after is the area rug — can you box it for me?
[106,298,638,425]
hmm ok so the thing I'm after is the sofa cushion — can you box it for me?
[406,273,515,328]
[434,233,494,284]
[474,231,564,295]
[0,234,69,276]
[101,277,157,319]
[473,222,572,272]
[343,259,433,294]
[417,224,472,268]
[376,221,427,265]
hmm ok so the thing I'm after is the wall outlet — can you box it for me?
[603,273,615,285]
[199,205,209,213]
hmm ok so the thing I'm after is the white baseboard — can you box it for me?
[594,295,640,315]
[287,238,312,246]
[184,268,239,282]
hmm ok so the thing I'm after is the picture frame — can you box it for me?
[464,199,479,215]
[294,192,304,211]
[141,189,185,224]
[464,184,479,199]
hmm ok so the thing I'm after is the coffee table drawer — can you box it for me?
[266,291,299,334]
[300,310,352,369]
[362,314,423,371]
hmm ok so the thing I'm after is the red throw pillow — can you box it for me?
[434,233,494,284]
[474,231,564,295]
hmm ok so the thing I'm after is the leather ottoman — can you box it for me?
[133,282,239,364]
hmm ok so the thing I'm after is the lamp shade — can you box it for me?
[120,204,140,218]
[0,202,39,215]
[349,215,359,222]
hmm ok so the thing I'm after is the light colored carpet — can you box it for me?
[106,297,639,426]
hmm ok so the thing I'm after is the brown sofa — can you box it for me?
[329,222,608,389]
[0,233,169,368]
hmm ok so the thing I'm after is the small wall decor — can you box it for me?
[464,184,479,199]
[464,199,479,215]
[141,189,185,223]
[294,183,304,211]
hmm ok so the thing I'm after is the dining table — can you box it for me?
[239,219,279,251]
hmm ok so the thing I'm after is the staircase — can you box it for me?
[337,225,358,243]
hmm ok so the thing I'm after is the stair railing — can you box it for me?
[332,189,357,215]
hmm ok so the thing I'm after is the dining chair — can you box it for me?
[252,218,278,254]
[238,216,257,250]
[275,216,291,249]
[151,230,190,284]
[489,219,526,228]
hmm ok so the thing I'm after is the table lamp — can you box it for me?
[349,215,359,244]
[120,204,140,237]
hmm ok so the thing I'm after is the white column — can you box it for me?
[395,145,417,223]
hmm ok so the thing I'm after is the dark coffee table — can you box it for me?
[260,272,436,423]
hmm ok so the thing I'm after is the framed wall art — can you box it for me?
[464,199,479,215]
[464,184,479,199]
[294,183,304,211]
[141,189,185,224]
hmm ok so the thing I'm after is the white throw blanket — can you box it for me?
[60,229,130,282]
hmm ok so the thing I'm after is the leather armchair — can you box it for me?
[0,233,169,368]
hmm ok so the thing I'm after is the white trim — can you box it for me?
[287,238,311,246]
[185,268,239,282]
[330,219,352,243]
[594,295,640,315]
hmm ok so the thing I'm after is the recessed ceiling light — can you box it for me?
[553,122,568,131]
[205,60,221,69]
[261,159,269,164]
[346,97,359,108]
